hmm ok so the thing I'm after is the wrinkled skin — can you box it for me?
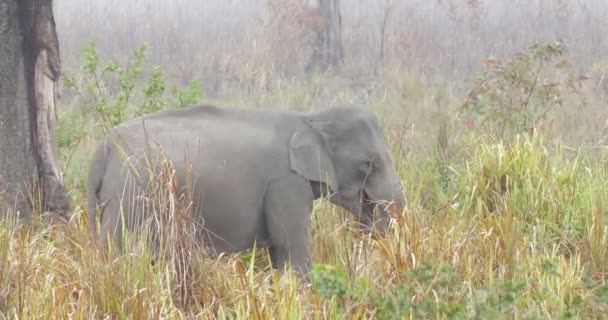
[87,104,404,275]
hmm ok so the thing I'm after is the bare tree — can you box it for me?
[0,0,69,221]
[306,0,344,72]
[379,0,395,64]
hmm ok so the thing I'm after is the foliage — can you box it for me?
[309,264,350,298]
[172,79,203,108]
[61,41,202,130]
[56,109,86,151]
[138,66,167,116]
[373,260,467,319]
[460,41,587,139]
[308,260,536,319]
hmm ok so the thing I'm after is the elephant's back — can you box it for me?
[101,106,303,198]
[116,107,292,170]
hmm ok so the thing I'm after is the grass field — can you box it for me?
[2,35,608,319]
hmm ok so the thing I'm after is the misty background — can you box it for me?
[53,0,608,145]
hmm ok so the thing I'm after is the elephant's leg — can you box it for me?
[264,176,315,276]
[268,246,311,275]
[100,195,154,256]
[99,198,125,254]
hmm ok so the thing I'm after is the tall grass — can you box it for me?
[5,129,608,318]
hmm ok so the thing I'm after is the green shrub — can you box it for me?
[460,41,587,139]
[61,41,203,131]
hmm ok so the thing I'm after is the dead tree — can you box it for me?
[0,0,69,221]
[379,0,395,64]
[305,0,344,72]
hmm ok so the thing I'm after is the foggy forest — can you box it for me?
[1,0,608,318]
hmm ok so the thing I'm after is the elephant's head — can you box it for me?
[289,106,405,233]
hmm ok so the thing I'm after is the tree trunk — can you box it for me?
[306,0,343,73]
[0,0,69,222]
[379,0,392,65]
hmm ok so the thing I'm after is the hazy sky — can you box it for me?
[54,0,608,81]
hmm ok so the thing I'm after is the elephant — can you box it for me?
[86,104,405,275]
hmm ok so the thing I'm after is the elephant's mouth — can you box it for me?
[358,191,395,234]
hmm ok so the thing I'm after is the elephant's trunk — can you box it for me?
[388,195,405,219]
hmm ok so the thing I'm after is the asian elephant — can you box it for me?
[87,104,404,275]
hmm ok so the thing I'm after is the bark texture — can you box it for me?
[306,0,343,72]
[0,0,68,220]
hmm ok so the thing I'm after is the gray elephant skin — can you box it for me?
[87,104,405,275]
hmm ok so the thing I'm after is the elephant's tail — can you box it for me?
[87,139,108,238]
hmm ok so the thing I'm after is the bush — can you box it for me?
[460,41,587,139]
[61,41,203,131]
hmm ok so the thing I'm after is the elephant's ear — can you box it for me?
[289,121,338,192]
